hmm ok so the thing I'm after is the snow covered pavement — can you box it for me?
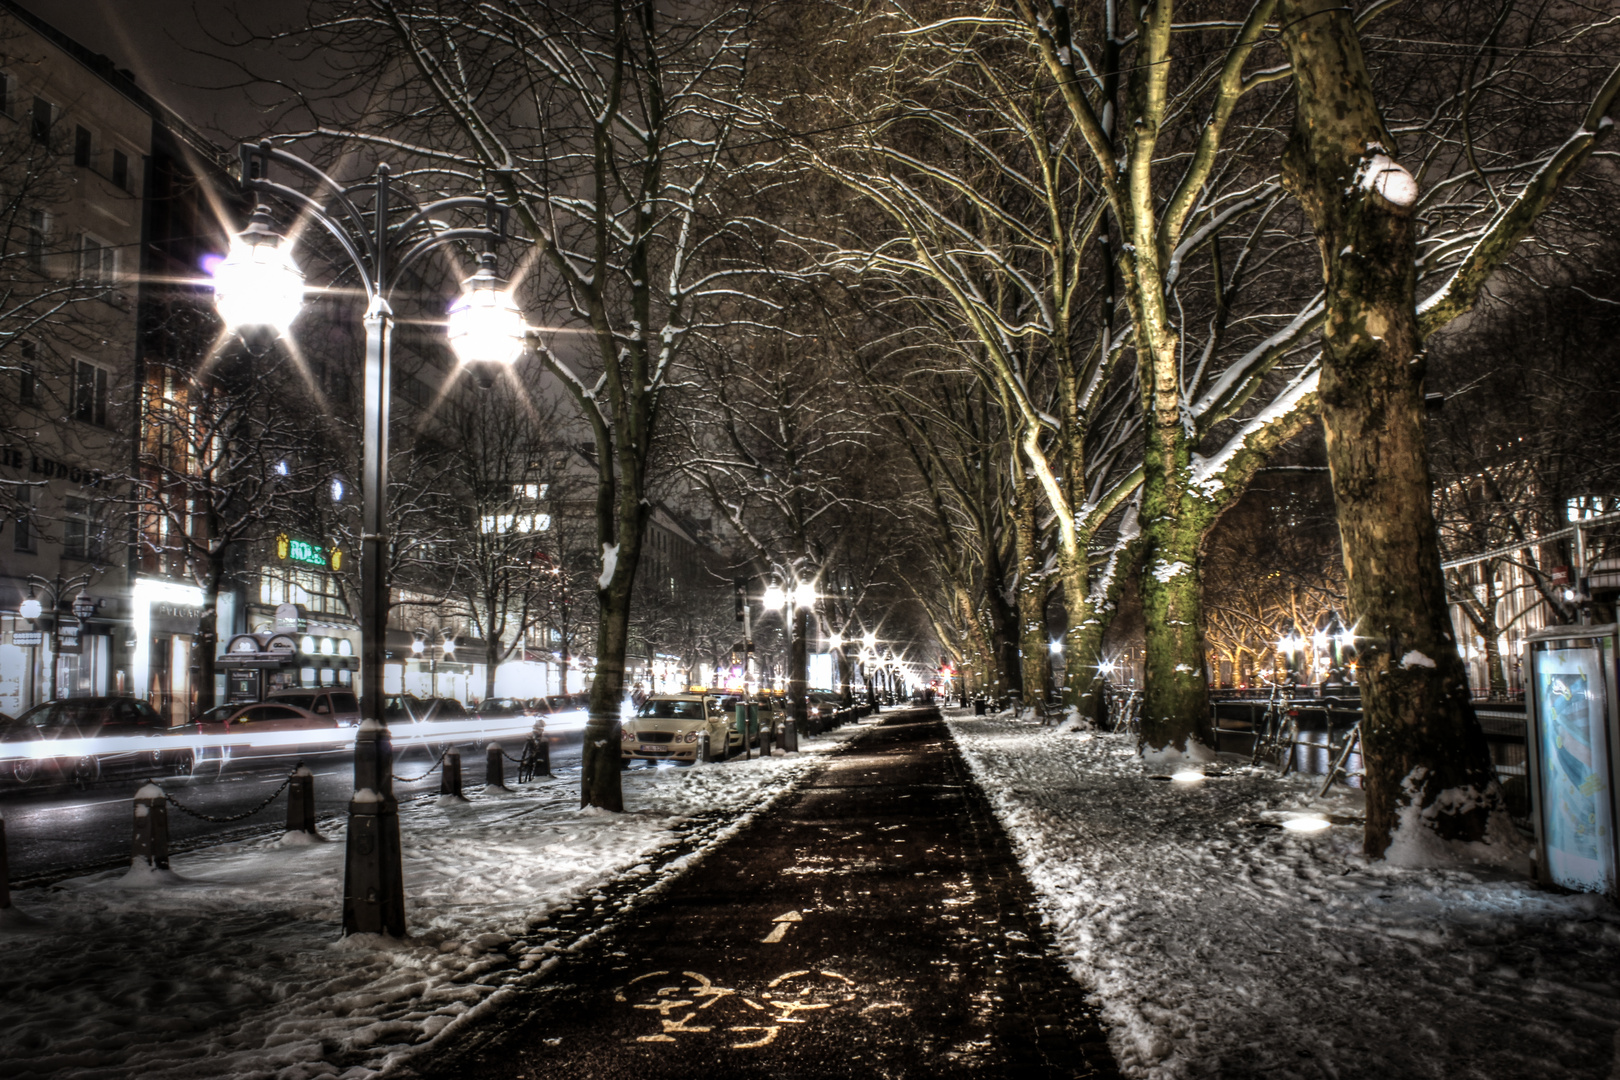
[947,710,1620,1079]
[0,731,864,1080]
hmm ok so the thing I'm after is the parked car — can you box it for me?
[383,695,470,724]
[194,701,342,762]
[4,697,193,787]
[267,687,361,726]
[475,697,536,720]
[622,693,737,765]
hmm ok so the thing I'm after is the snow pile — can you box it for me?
[0,729,865,1080]
[946,710,1620,1079]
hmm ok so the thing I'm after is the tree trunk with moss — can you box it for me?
[1138,479,1215,754]
[1277,0,1500,857]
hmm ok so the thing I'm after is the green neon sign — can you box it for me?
[276,533,342,569]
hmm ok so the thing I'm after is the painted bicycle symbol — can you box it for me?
[617,968,857,1049]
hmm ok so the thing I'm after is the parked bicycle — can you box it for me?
[515,725,551,783]
[1249,678,1300,774]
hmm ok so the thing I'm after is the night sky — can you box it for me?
[16,0,312,142]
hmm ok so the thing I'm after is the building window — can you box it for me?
[13,491,34,553]
[80,235,115,284]
[26,211,46,272]
[74,125,93,168]
[0,72,11,118]
[111,149,129,190]
[63,497,106,562]
[30,97,53,146]
[260,567,345,615]
[74,361,108,426]
[18,341,37,404]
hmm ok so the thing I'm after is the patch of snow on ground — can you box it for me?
[945,708,1620,1079]
[0,727,867,1080]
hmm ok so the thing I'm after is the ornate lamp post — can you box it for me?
[213,141,522,937]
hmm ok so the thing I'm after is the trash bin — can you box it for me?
[974,698,987,716]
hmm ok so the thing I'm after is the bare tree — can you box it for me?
[251,0,767,808]
[436,370,569,701]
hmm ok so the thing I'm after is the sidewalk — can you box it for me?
[412,709,1121,1079]
[948,709,1620,1079]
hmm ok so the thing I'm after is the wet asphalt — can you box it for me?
[411,708,1120,1080]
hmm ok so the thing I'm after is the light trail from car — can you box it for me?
[0,709,590,763]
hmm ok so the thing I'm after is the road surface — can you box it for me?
[0,712,591,884]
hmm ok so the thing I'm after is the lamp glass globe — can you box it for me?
[212,219,305,334]
[447,258,526,366]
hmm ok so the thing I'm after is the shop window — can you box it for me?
[74,360,108,426]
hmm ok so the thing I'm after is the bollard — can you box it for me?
[759,721,774,758]
[440,748,465,800]
[697,731,711,764]
[286,764,319,836]
[132,782,171,871]
[485,743,509,792]
[534,733,552,778]
[783,718,798,753]
[0,814,9,909]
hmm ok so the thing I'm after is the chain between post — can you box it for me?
[157,770,296,824]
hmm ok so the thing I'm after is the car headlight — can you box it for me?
[621,728,635,742]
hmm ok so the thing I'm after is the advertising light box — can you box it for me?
[1524,624,1620,896]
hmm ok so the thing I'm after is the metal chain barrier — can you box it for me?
[391,746,450,783]
[159,771,296,824]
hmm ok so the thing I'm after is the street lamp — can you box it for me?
[217,141,514,938]
[1277,623,1305,687]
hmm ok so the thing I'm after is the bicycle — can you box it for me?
[1249,678,1300,775]
[516,725,552,783]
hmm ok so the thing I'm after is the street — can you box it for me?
[412,707,1119,1080]
[0,715,589,885]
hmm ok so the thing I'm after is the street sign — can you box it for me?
[11,631,42,646]
[56,623,82,654]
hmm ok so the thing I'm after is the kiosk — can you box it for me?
[1523,624,1620,896]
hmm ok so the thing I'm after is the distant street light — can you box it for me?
[217,140,512,938]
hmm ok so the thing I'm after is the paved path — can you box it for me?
[414,708,1119,1079]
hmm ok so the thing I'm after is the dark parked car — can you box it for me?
[3,697,192,787]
